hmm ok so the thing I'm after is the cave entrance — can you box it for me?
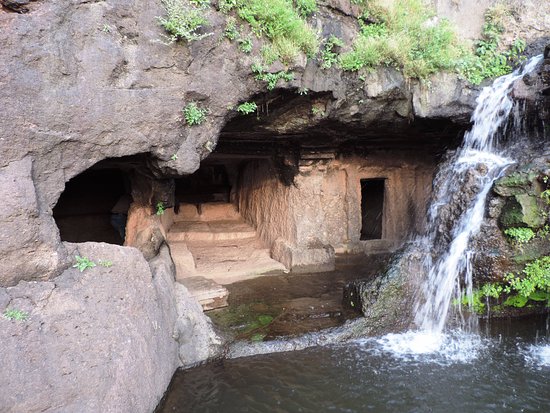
[53,167,132,245]
[175,163,231,205]
[360,179,385,240]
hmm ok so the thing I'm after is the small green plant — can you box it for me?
[294,0,317,17]
[251,63,294,90]
[73,256,96,272]
[541,189,550,205]
[457,282,503,313]
[456,256,550,313]
[237,101,258,115]
[98,260,113,268]
[250,333,266,342]
[458,6,526,84]
[218,0,237,13]
[321,35,344,69]
[537,225,550,239]
[171,153,178,161]
[504,227,535,244]
[182,102,207,125]
[101,24,112,33]
[297,87,308,95]
[238,35,253,53]
[4,309,29,321]
[504,256,550,302]
[311,106,324,116]
[158,0,212,43]
[156,202,166,216]
[224,17,240,40]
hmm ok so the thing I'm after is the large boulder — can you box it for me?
[0,243,222,413]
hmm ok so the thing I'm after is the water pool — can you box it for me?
[157,316,550,412]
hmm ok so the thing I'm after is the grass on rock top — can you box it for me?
[219,0,319,64]
[158,0,528,86]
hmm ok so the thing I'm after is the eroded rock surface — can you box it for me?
[0,243,222,412]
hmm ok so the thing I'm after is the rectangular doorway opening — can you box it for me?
[360,179,385,240]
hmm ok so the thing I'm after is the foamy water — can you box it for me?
[361,331,487,364]
[524,344,550,366]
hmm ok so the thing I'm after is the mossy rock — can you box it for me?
[499,194,546,229]
[494,171,538,197]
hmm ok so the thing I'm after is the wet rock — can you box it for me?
[343,246,423,335]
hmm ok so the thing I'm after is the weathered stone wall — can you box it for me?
[237,152,435,271]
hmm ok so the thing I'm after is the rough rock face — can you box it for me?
[470,50,550,285]
[0,243,222,412]
[0,0,549,411]
[344,246,423,334]
[0,0,482,287]
[350,50,550,324]
[0,243,179,412]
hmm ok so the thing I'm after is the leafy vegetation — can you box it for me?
[158,0,212,43]
[218,0,319,63]
[459,256,550,314]
[340,0,525,83]
[223,16,240,40]
[503,257,550,304]
[4,309,29,321]
[182,102,207,125]
[156,202,166,216]
[238,35,253,53]
[237,101,258,114]
[251,63,294,90]
[321,35,344,69]
[340,0,463,79]
[458,5,526,85]
[73,256,96,272]
[504,227,535,244]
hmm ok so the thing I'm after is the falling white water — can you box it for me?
[414,55,543,334]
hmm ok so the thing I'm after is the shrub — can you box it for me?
[457,6,526,85]
[224,17,240,40]
[237,101,258,114]
[294,0,317,17]
[182,102,207,125]
[238,35,253,53]
[158,0,212,43]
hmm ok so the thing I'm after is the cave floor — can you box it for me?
[206,253,391,341]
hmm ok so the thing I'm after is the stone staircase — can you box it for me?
[166,203,286,310]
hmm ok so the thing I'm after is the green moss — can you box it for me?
[206,302,281,340]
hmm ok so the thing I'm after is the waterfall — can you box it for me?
[413,55,543,334]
